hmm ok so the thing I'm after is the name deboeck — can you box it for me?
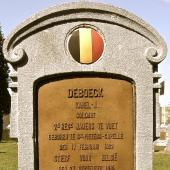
[68,88,104,98]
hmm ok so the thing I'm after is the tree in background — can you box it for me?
[0,26,10,142]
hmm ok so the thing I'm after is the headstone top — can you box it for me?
[3,2,167,64]
[2,2,168,170]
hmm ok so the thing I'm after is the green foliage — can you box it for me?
[0,26,10,114]
[0,26,10,141]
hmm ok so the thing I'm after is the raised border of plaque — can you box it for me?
[33,73,135,170]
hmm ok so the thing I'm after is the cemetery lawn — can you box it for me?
[0,140,18,170]
[1,141,170,170]
[153,152,170,170]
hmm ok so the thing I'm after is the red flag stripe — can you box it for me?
[91,29,104,62]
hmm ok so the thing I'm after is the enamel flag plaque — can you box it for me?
[68,27,104,64]
[38,77,134,170]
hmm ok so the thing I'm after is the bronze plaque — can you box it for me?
[37,77,134,170]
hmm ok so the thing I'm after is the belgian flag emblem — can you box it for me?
[68,28,104,64]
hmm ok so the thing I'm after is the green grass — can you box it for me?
[153,152,170,170]
[0,140,18,170]
[0,141,170,170]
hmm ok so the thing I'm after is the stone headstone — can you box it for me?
[3,2,167,170]
[168,125,170,138]
[166,125,170,152]
[160,131,166,140]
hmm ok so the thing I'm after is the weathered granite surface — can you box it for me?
[3,2,167,170]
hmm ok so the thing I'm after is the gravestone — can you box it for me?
[3,2,167,170]
[166,125,170,151]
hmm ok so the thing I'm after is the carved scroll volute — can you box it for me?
[7,47,26,64]
[145,47,167,64]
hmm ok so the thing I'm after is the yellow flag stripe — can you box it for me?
[79,28,92,63]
